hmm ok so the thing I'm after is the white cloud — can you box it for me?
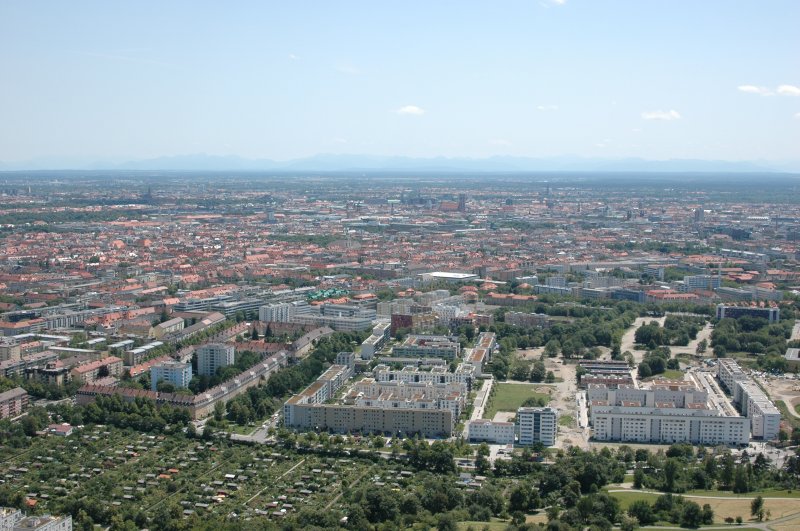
[288,53,298,60]
[395,105,425,115]
[738,85,773,96]
[777,84,800,96]
[641,109,681,121]
[536,104,559,111]
[794,112,800,120]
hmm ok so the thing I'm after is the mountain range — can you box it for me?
[1,154,799,173]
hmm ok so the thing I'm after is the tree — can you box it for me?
[545,371,555,383]
[628,500,655,526]
[213,400,225,421]
[544,339,560,358]
[701,504,714,525]
[664,458,679,492]
[695,338,708,354]
[633,468,645,489]
[251,327,259,340]
[620,515,639,531]
[680,501,703,529]
[751,495,765,521]
[509,485,530,513]
[510,511,526,527]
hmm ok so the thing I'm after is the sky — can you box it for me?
[1,1,799,165]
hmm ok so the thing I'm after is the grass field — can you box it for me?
[686,489,800,499]
[482,383,551,420]
[558,415,575,427]
[661,369,684,380]
[607,491,660,510]
[608,490,800,524]
[457,519,509,530]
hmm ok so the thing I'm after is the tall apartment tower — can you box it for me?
[517,406,558,446]
[196,343,235,377]
[457,193,466,213]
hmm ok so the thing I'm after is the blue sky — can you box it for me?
[1,1,799,164]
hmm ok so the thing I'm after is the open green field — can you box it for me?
[607,490,660,510]
[661,369,684,380]
[686,488,800,498]
[558,415,575,427]
[457,519,509,530]
[482,383,551,420]
[608,490,800,524]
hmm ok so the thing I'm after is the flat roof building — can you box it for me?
[150,361,192,392]
[196,343,235,377]
[517,407,557,446]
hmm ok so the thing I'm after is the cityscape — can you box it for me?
[1,1,800,531]
[0,172,798,530]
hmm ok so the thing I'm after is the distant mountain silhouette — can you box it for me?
[1,153,797,172]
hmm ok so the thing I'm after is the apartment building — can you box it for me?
[0,387,28,419]
[465,331,496,376]
[579,373,634,389]
[292,304,376,332]
[196,343,235,377]
[587,382,709,408]
[588,382,750,445]
[517,407,558,446]
[359,321,391,359]
[10,515,73,531]
[717,359,781,440]
[258,301,302,323]
[466,419,515,444]
[682,274,721,291]
[505,312,552,329]
[373,363,476,389]
[0,508,23,530]
[392,335,461,360]
[716,304,780,323]
[70,356,123,384]
[150,361,192,391]
[285,403,453,438]
[0,338,21,362]
[0,351,59,379]
[123,341,165,366]
[349,378,466,419]
[150,317,184,339]
[578,360,632,375]
[591,405,749,445]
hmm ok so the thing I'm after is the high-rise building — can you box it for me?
[150,361,192,391]
[517,406,557,446]
[196,343,235,377]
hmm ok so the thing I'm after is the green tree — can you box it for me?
[701,504,714,525]
[680,501,703,529]
[628,500,655,526]
[751,495,765,521]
